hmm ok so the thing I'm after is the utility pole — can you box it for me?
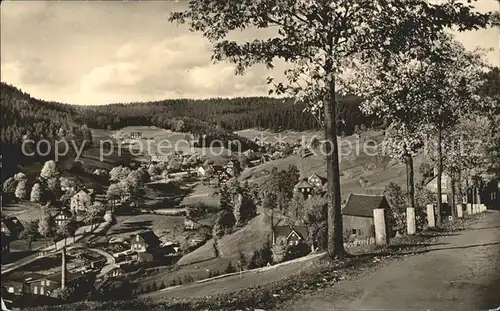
[61,246,67,290]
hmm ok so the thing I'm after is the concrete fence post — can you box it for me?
[373,208,387,245]
[456,204,464,218]
[426,204,435,228]
[407,207,416,235]
[467,203,473,215]
[480,204,487,213]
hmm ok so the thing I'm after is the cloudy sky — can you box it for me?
[1,0,498,105]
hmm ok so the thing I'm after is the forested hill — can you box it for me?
[74,95,379,134]
[0,83,90,181]
[0,82,380,181]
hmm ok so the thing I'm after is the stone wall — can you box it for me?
[343,237,376,248]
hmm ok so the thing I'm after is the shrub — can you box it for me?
[284,243,310,261]
[271,237,287,264]
[224,262,236,274]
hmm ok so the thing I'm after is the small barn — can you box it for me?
[342,194,392,240]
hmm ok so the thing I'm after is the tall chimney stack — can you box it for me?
[61,246,66,290]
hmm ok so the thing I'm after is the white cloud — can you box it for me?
[115,43,135,60]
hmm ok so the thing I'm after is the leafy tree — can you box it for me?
[237,251,248,270]
[57,216,78,246]
[169,0,490,258]
[304,195,328,250]
[109,166,132,183]
[40,160,60,180]
[85,203,105,230]
[383,182,407,234]
[106,183,123,207]
[224,262,236,274]
[249,240,272,269]
[416,35,490,226]
[46,177,62,198]
[38,213,54,238]
[213,209,236,238]
[13,172,26,181]
[3,177,16,194]
[14,179,27,200]
[289,191,306,225]
[19,220,39,251]
[30,183,43,203]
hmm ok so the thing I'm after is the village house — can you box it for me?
[54,210,73,227]
[272,225,308,246]
[294,180,313,198]
[224,159,241,177]
[342,193,392,240]
[294,174,328,198]
[104,266,125,279]
[1,217,24,238]
[130,231,161,253]
[183,217,202,231]
[130,131,142,139]
[2,272,32,295]
[196,166,207,177]
[424,171,453,204]
[1,233,10,264]
[307,173,327,188]
[70,189,93,213]
[28,272,83,296]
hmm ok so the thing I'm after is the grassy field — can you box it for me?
[2,202,43,223]
[95,214,186,245]
[143,253,323,300]
[180,182,220,208]
[240,129,424,198]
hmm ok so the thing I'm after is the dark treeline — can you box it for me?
[75,95,380,134]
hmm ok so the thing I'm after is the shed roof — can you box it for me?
[342,193,390,218]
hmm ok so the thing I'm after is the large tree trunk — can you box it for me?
[451,172,457,219]
[436,126,443,227]
[324,73,345,259]
[404,153,416,209]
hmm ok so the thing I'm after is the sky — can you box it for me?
[1,0,499,105]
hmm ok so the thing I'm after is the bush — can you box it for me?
[271,237,287,264]
[224,262,236,274]
[284,243,310,261]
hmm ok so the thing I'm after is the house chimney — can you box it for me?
[61,246,67,290]
[433,166,439,176]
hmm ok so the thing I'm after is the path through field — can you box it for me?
[278,210,500,311]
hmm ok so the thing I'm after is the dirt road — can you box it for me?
[279,210,500,311]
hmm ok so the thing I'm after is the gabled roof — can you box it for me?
[308,173,327,184]
[274,225,308,240]
[342,193,390,218]
[135,231,161,248]
[294,179,312,189]
[54,209,73,219]
[1,217,24,234]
